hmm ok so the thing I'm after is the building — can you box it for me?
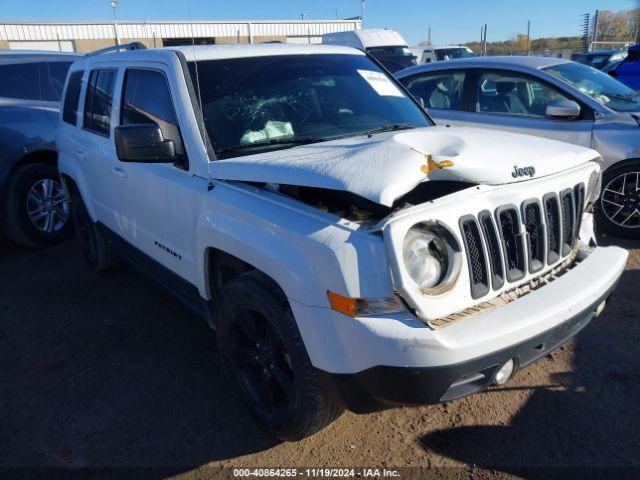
[0,19,362,53]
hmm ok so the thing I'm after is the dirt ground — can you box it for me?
[1,232,639,479]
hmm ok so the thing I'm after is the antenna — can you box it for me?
[186,0,213,189]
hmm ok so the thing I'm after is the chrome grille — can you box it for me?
[460,184,584,298]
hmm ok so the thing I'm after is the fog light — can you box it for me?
[494,359,515,385]
[595,300,606,317]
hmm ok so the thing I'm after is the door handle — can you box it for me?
[111,167,127,179]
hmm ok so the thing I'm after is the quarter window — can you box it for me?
[476,71,570,118]
[403,72,466,110]
[41,61,73,102]
[0,62,40,100]
[62,70,84,125]
[84,69,116,136]
[121,69,185,157]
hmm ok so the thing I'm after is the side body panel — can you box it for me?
[592,114,640,170]
[0,102,58,200]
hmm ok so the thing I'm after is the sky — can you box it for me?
[2,0,639,46]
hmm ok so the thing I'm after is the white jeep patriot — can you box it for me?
[57,43,627,440]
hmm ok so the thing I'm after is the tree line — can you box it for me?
[418,8,638,55]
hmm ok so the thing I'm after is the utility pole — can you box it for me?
[526,20,531,55]
[301,12,305,20]
[427,26,431,46]
[483,23,488,56]
[592,9,599,44]
[361,0,365,25]
[110,0,120,46]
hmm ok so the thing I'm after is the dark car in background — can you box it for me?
[607,44,640,90]
[573,50,627,70]
[0,50,79,246]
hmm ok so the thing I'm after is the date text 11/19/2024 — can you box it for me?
[232,468,401,477]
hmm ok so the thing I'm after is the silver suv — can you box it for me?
[0,50,79,246]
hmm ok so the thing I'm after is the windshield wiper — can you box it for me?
[215,136,325,155]
[359,123,417,136]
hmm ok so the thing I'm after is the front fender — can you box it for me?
[194,183,396,370]
[593,119,640,170]
[194,182,395,308]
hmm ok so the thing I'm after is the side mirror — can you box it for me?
[114,124,177,163]
[545,100,581,119]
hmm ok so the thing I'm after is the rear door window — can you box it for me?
[0,62,40,100]
[402,71,466,110]
[83,69,116,136]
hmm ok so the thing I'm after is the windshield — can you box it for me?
[365,46,417,73]
[544,62,640,112]
[189,54,430,158]
[435,47,475,61]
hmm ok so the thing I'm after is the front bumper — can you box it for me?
[324,279,617,413]
[290,246,627,411]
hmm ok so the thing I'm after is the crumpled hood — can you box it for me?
[211,126,599,207]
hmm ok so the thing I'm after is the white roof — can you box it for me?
[167,43,364,61]
[353,29,408,47]
[74,43,365,67]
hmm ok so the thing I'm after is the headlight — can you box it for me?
[586,169,602,208]
[402,223,461,294]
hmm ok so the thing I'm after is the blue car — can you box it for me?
[609,44,640,90]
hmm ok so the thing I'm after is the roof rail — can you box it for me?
[85,42,147,57]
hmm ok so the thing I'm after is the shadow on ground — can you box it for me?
[0,238,278,475]
[420,236,640,474]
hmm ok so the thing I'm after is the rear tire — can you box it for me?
[216,270,343,440]
[596,165,640,238]
[3,163,72,247]
[71,191,119,271]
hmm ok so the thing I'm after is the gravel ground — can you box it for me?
[1,233,639,479]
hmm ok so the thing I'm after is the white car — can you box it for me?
[322,29,417,72]
[412,45,476,63]
[57,43,626,440]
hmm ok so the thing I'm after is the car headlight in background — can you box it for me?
[402,222,461,295]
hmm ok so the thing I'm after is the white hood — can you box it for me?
[211,126,599,207]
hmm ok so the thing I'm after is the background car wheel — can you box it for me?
[3,163,72,247]
[597,166,640,238]
[216,270,344,440]
[71,192,119,271]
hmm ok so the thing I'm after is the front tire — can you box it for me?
[3,163,72,247]
[597,165,640,238]
[71,191,119,271]
[216,271,343,440]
